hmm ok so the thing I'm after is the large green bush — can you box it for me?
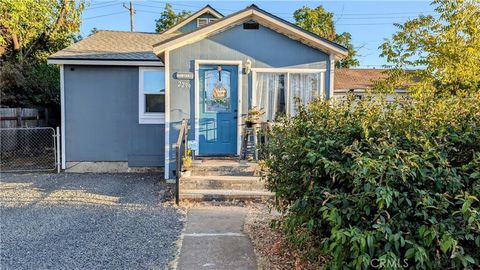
[262,92,480,269]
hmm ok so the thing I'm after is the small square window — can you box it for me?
[139,67,165,124]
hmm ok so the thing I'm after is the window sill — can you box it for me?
[139,113,165,124]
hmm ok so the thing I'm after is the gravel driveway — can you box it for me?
[0,173,184,270]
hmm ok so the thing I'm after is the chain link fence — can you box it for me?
[0,127,59,172]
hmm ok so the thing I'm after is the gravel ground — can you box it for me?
[0,173,184,270]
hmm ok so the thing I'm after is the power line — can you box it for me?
[87,1,116,7]
[337,22,398,26]
[136,2,436,20]
[85,2,118,10]
[84,11,126,20]
[335,15,438,20]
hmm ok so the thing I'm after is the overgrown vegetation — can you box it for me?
[263,92,479,269]
[263,0,480,268]
[377,0,480,95]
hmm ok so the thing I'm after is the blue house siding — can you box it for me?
[64,65,164,167]
[166,23,330,178]
[177,13,218,33]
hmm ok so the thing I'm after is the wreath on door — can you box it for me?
[212,82,227,105]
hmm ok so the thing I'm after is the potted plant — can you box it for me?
[245,106,265,127]
[181,149,192,176]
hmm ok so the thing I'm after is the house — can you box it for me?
[334,68,409,100]
[48,4,348,180]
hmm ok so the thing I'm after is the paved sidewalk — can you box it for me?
[177,206,257,270]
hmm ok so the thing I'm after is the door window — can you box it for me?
[204,69,231,112]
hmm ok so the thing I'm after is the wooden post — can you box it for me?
[16,108,22,127]
[123,1,135,32]
[44,108,49,126]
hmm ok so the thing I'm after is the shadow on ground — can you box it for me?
[0,173,184,270]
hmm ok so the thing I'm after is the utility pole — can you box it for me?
[123,1,135,32]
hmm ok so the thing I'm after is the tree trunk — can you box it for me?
[23,0,68,60]
[11,34,20,51]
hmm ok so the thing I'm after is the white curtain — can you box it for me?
[289,73,321,115]
[255,73,286,121]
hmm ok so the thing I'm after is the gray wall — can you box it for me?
[178,13,217,33]
[64,65,164,167]
[167,23,331,178]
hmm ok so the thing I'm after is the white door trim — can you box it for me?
[194,60,243,156]
[164,50,171,180]
[60,65,66,169]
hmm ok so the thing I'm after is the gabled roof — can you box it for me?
[153,4,348,58]
[335,69,389,90]
[162,5,224,34]
[48,30,178,62]
[335,69,421,90]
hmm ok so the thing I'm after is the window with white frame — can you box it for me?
[253,70,325,121]
[197,17,217,27]
[139,67,165,124]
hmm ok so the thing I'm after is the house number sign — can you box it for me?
[177,81,191,89]
[175,72,193,89]
[175,72,194,80]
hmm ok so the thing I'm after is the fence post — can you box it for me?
[16,108,22,127]
[56,126,61,173]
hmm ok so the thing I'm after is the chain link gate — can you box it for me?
[0,127,60,172]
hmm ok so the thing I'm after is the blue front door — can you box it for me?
[199,65,238,155]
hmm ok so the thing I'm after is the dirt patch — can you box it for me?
[244,203,328,270]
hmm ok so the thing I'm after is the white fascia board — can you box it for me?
[47,59,164,66]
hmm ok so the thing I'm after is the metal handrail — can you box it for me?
[175,119,189,205]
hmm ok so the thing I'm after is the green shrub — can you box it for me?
[262,92,480,269]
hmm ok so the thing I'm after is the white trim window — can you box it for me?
[197,17,217,27]
[253,69,325,121]
[139,67,165,124]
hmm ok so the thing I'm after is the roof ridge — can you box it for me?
[96,30,162,35]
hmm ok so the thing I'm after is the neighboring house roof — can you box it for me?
[153,4,348,58]
[335,69,388,90]
[162,4,224,34]
[48,30,178,63]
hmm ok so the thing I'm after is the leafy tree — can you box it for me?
[379,0,480,95]
[0,0,84,111]
[0,0,84,62]
[294,5,360,68]
[89,27,99,36]
[155,3,192,33]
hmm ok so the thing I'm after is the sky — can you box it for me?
[80,0,434,68]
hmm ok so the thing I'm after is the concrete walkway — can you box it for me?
[177,206,256,270]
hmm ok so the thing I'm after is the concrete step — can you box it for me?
[188,160,259,176]
[180,189,274,202]
[180,176,265,190]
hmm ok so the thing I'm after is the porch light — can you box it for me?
[244,58,252,74]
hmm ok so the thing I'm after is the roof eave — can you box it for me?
[47,58,164,66]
